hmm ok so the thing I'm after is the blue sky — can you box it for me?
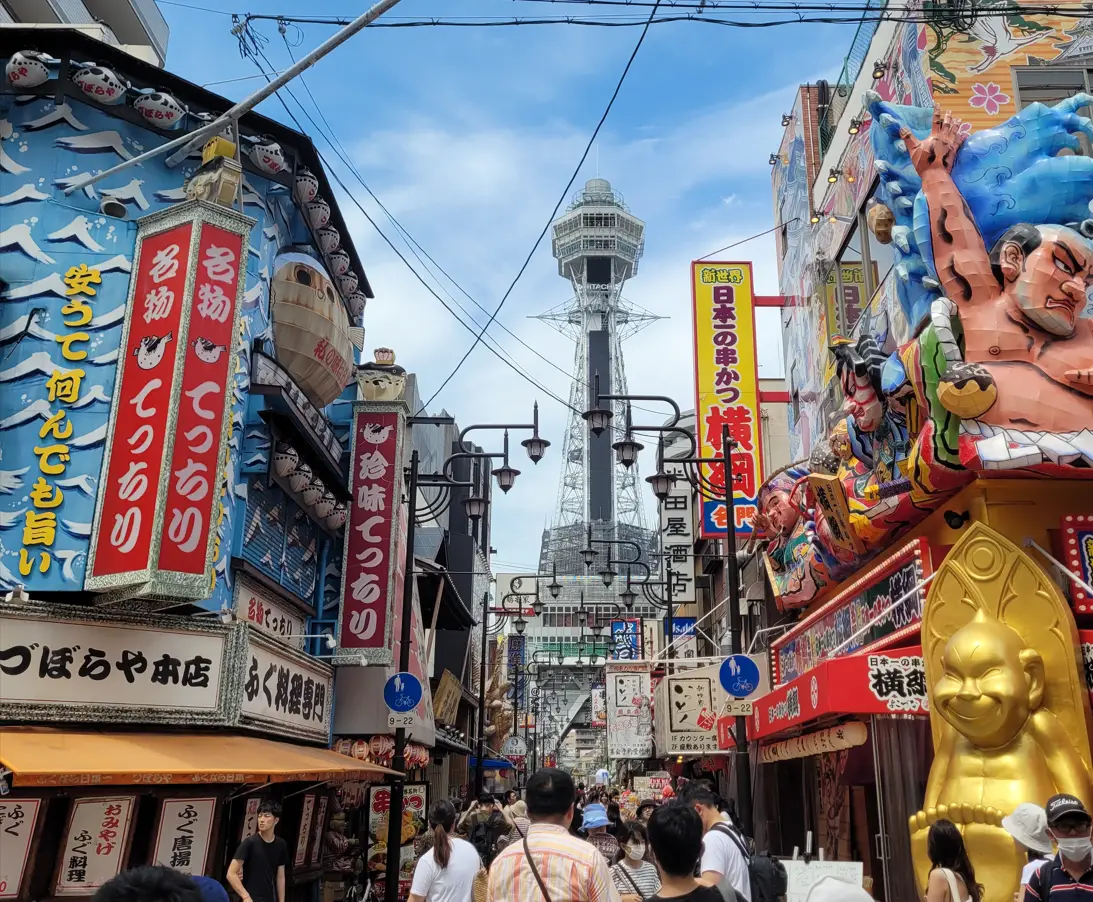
[161,0,851,572]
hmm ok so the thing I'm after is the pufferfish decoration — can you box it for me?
[6,51,52,88]
[72,63,128,105]
[249,137,287,175]
[134,91,187,129]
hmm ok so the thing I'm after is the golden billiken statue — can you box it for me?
[912,522,1093,902]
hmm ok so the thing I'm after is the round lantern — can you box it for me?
[73,64,127,105]
[336,271,358,296]
[351,739,371,761]
[134,91,185,129]
[334,738,353,756]
[326,249,351,277]
[294,167,319,205]
[288,462,312,494]
[301,476,325,507]
[250,138,287,175]
[6,51,51,88]
[326,502,348,531]
[272,442,299,478]
[347,291,368,318]
[316,226,341,255]
[306,197,331,230]
[314,491,337,519]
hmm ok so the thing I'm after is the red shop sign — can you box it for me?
[338,405,406,663]
[158,225,243,574]
[89,221,193,579]
[748,647,928,742]
[87,202,253,600]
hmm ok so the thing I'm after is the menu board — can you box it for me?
[365,784,428,898]
[152,798,216,875]
[785,860,865,902]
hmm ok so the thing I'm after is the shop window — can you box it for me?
[1013,67,1093,155]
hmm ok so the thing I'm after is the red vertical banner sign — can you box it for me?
[338,403,407,664]
[158,225,244,575]
[89,222,194,578]
[87,202,253,602]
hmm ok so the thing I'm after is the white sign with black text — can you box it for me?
[234,579,306,650]
[295,795,316,868]
[152,798,216,875]
[239,634,333,741]
[659,462,696,604]
[606,664,653,760]
[0,614,226,712]
[55,796,136,896]
[0,799,41,900]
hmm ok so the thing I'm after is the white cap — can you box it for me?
[805,877,873,902]
[1002,803,1054,855]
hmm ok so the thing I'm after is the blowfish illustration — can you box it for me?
[134,332,172,369]
[192,336,227,364]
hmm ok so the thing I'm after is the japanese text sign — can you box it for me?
[0,607,228,721]
[234,577,305,649]
[294,795,316,868]
[55,796,135,896]
[87,202,252,602]
[239,628,333,742]
[339,404,407,663]
[771,538,931,684]
[659,462,696,602]
[606,663,653,759]
[654,662,724,756]
[366,783,427,897]
[0,799,41,900]
[152,798,216,875]
[691,261,763,537]
[610,619,642,660]
[747,648,928,742]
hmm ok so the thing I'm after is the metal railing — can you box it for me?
[818,0,889,155]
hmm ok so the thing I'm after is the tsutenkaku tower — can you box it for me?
[536,179,662,578]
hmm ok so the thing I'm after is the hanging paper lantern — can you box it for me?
[73,64,127,105]
[301,476,325,507]
[294,167,320,205]
[325,502,348,531]
[335,738,353,756]
[6,51,51,88]
[288,462,312,494]
[347,291,368,318]
[134,91,186,128]
[316,226,341,255]
[370,735,395,762]
[306,197,331,230]
[272,442,299,478]
[351,739,371,761]
[250,137,287,175]
[314,491,337,520]
[336,271,358,296]
[326,250,351,277]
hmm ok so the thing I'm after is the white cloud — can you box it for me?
[330,75,804,569]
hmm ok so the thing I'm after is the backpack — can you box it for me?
[711,823,788,902]
[470,818,495,866]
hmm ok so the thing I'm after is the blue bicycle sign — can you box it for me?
[719,655,761,699]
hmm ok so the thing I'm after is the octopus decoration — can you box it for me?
[755,93,1093,612]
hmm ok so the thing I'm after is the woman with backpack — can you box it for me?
[408,800,482,902]
[610,821,661,902]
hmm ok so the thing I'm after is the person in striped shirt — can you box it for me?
[487,769,623,902]
[610,822,661,902]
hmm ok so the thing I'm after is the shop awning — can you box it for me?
[0,729,401,788]
[468,757,513,770]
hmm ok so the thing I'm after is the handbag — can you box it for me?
[472,868,489,902]
[615,864,647,899]
[938,868,969,902]
[522,835,553,902]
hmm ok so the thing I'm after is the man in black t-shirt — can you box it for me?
[227,800,289,902]
[647,805,734,902]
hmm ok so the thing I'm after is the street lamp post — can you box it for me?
[384,408,548,902]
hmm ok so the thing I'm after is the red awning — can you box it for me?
[747,647,927,743]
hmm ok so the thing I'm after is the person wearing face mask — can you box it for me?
[1026,794,1093,902]
[611,822,661,902]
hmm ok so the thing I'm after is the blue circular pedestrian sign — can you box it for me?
[719,655,760,698]
[384,672,423,713]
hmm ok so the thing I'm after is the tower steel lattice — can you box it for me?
[535,178,662,579]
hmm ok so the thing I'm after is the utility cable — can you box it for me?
[419,0,666,413]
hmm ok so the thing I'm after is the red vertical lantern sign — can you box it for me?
[338,404,407,664]
[87,202,253,602]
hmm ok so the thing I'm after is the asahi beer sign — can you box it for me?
[86,202,252,604]
[339,405,407,664]
[239,629,333,741]
[152,798,216,875]
[0,606,230,723]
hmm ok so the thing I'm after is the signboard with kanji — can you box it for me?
[659,462,696,602]
[690,261,763,538]
[55,796,136,896]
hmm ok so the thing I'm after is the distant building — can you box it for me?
[2,0,170,65]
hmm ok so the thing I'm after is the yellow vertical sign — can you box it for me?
[691,261,763,537]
